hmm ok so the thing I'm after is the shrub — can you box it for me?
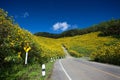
[69,50,82,58]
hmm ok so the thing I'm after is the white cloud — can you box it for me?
[23,12,29,18]
[53,22,70,31]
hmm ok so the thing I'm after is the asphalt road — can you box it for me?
[51,47,120,80]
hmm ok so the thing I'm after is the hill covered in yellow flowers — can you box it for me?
[37,31,120,65]
[57,32,120,65]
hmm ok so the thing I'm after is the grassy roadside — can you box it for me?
[5,61,54,80]
[28,61,54,80]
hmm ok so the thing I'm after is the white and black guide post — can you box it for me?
[42,64,46,77]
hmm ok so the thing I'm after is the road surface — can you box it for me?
[50,47,120,80]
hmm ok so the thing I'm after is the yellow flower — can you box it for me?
[10,42,14,46]
[18,52,21,58]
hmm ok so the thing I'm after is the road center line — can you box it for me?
[80,62,120,79]
[59,59,72,80]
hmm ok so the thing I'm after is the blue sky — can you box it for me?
[0,0,120,33]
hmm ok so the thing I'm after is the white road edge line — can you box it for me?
[59,59,72,80]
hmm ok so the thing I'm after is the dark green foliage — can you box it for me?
[34,32,60,38]
[60,29,80,37]
[98,19,120,38]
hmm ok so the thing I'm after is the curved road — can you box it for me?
[51,47,120,80]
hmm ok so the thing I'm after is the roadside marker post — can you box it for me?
[42,64,46,77]
[25,52,28,64]
[24,46,31,65]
